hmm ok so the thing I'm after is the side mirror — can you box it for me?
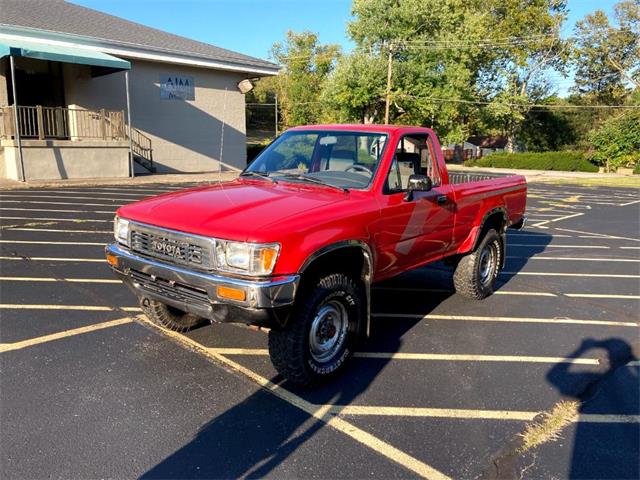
[404,174,432,201]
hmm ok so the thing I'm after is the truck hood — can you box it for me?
[116,179,348,241]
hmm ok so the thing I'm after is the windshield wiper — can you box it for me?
[240,171,278,183]
[275,172,349,193]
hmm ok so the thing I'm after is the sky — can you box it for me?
[72,0,619,96]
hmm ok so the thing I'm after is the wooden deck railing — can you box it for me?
[0,106,126,140]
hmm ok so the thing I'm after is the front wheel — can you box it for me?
[268,273,361,386]
[453,229,502,299]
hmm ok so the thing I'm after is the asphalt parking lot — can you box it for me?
[1,181,638,479]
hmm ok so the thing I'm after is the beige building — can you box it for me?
[0,0,278,181]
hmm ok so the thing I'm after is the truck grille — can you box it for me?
[129,223,215,270]
[129,269,211,310]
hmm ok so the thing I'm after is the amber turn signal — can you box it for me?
[106,253,118,268]
[216,285,246,302]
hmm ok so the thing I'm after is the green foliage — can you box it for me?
[634,160,640,174]
[466,151,598,172]
[572,1,640,105]
[589,110,640,169]
[270,31,341,128]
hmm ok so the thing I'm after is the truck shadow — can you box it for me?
[544,338,639,479]
[142,230,551,478]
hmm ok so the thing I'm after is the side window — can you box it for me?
[385,134,441,193]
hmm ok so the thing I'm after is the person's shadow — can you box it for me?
[546,338,639,480]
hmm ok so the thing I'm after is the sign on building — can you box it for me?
[160,75,195,100]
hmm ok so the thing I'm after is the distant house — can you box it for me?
[0,0,278,181]
[442,135,509,162]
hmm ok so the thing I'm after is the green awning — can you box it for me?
[0,38,130,70]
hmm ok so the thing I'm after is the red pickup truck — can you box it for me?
[106,125,526,385]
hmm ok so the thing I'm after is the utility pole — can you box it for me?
[384,43,394,124]
[275,94,279,136]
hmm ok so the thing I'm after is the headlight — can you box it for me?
[215,240,279,276]
[114,216,130,246]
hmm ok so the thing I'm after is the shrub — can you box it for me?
[589,111,640,170]
[465,151,599,172]
[634,162,640,175]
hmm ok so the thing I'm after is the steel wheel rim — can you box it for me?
[309,300,349,363]
[479,243,497,285]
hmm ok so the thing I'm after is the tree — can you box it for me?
[572,1,640,105]
[321,52,387,124]
[269,31,340,128]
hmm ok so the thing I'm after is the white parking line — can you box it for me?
[0,256,103,263]
[0,207,114,214]
[7,190,149,197]
[0,304,140,311]
[619,199,640,207]
[0,276,119,283]
[509,244,610,249]
[620,246,640,250]
[207,347,625,365]
[500,271,639,279]
[0,200,124,207]
[0,240,106,246]
[507,233,572,238]
[556,228,640,243]
[531,213,584,227]
[565,294,640,300]
[372,313,638,327]
[0,194,133,202]
[332,406,640,424]
[0,216,111,223]
[374,287,557,297]
[507,256,640,262]
[5,227,112,234]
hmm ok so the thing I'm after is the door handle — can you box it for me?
[437,195,448,204]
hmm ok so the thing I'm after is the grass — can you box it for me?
[518,400,580,452]
[536,177,640,188]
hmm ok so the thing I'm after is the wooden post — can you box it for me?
[100,108,107,139]
[36,105,44,140]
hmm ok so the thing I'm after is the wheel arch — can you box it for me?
[299,240,373,338]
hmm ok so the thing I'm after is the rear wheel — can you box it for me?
[141,299,207,332]
[268,273,361,386]
[453,229,501,299]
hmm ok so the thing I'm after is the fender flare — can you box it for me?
[299,240,373,337]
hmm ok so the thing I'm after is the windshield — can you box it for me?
[245,130,388,190]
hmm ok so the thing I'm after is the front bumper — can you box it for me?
[106,243,299,324]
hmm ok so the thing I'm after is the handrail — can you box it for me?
[0,105,126,141]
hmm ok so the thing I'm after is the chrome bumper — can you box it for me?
[106,243,299,321]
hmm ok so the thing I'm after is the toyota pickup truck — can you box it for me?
[106,125,527,385]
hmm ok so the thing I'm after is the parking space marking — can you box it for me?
[0,207,115,214]
[374,287,558,297]
[507,256,640,262]
[555,228,640,243]
[619,199,640,207]
[531,213,584,227]
[139,317,450,480]
[0,304,140,312]
[0,256,103,263]
[373,313,638,327]
[565,293,640,299]
[0,194,135,202]
[508,233,572,238]
[620,246,640,250]
[0,240,106,246]
[0,317,133,353]
[509,244,610,249]
[5,227,112,234]
[0,276,119,283]
[332,406,640,423]
[206,348,618,365]
[0,216,111,223]
[5,190,150,197]
[0,200,123,207]
[500,271,639,279]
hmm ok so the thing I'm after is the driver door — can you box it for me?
[376,134,455,278]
